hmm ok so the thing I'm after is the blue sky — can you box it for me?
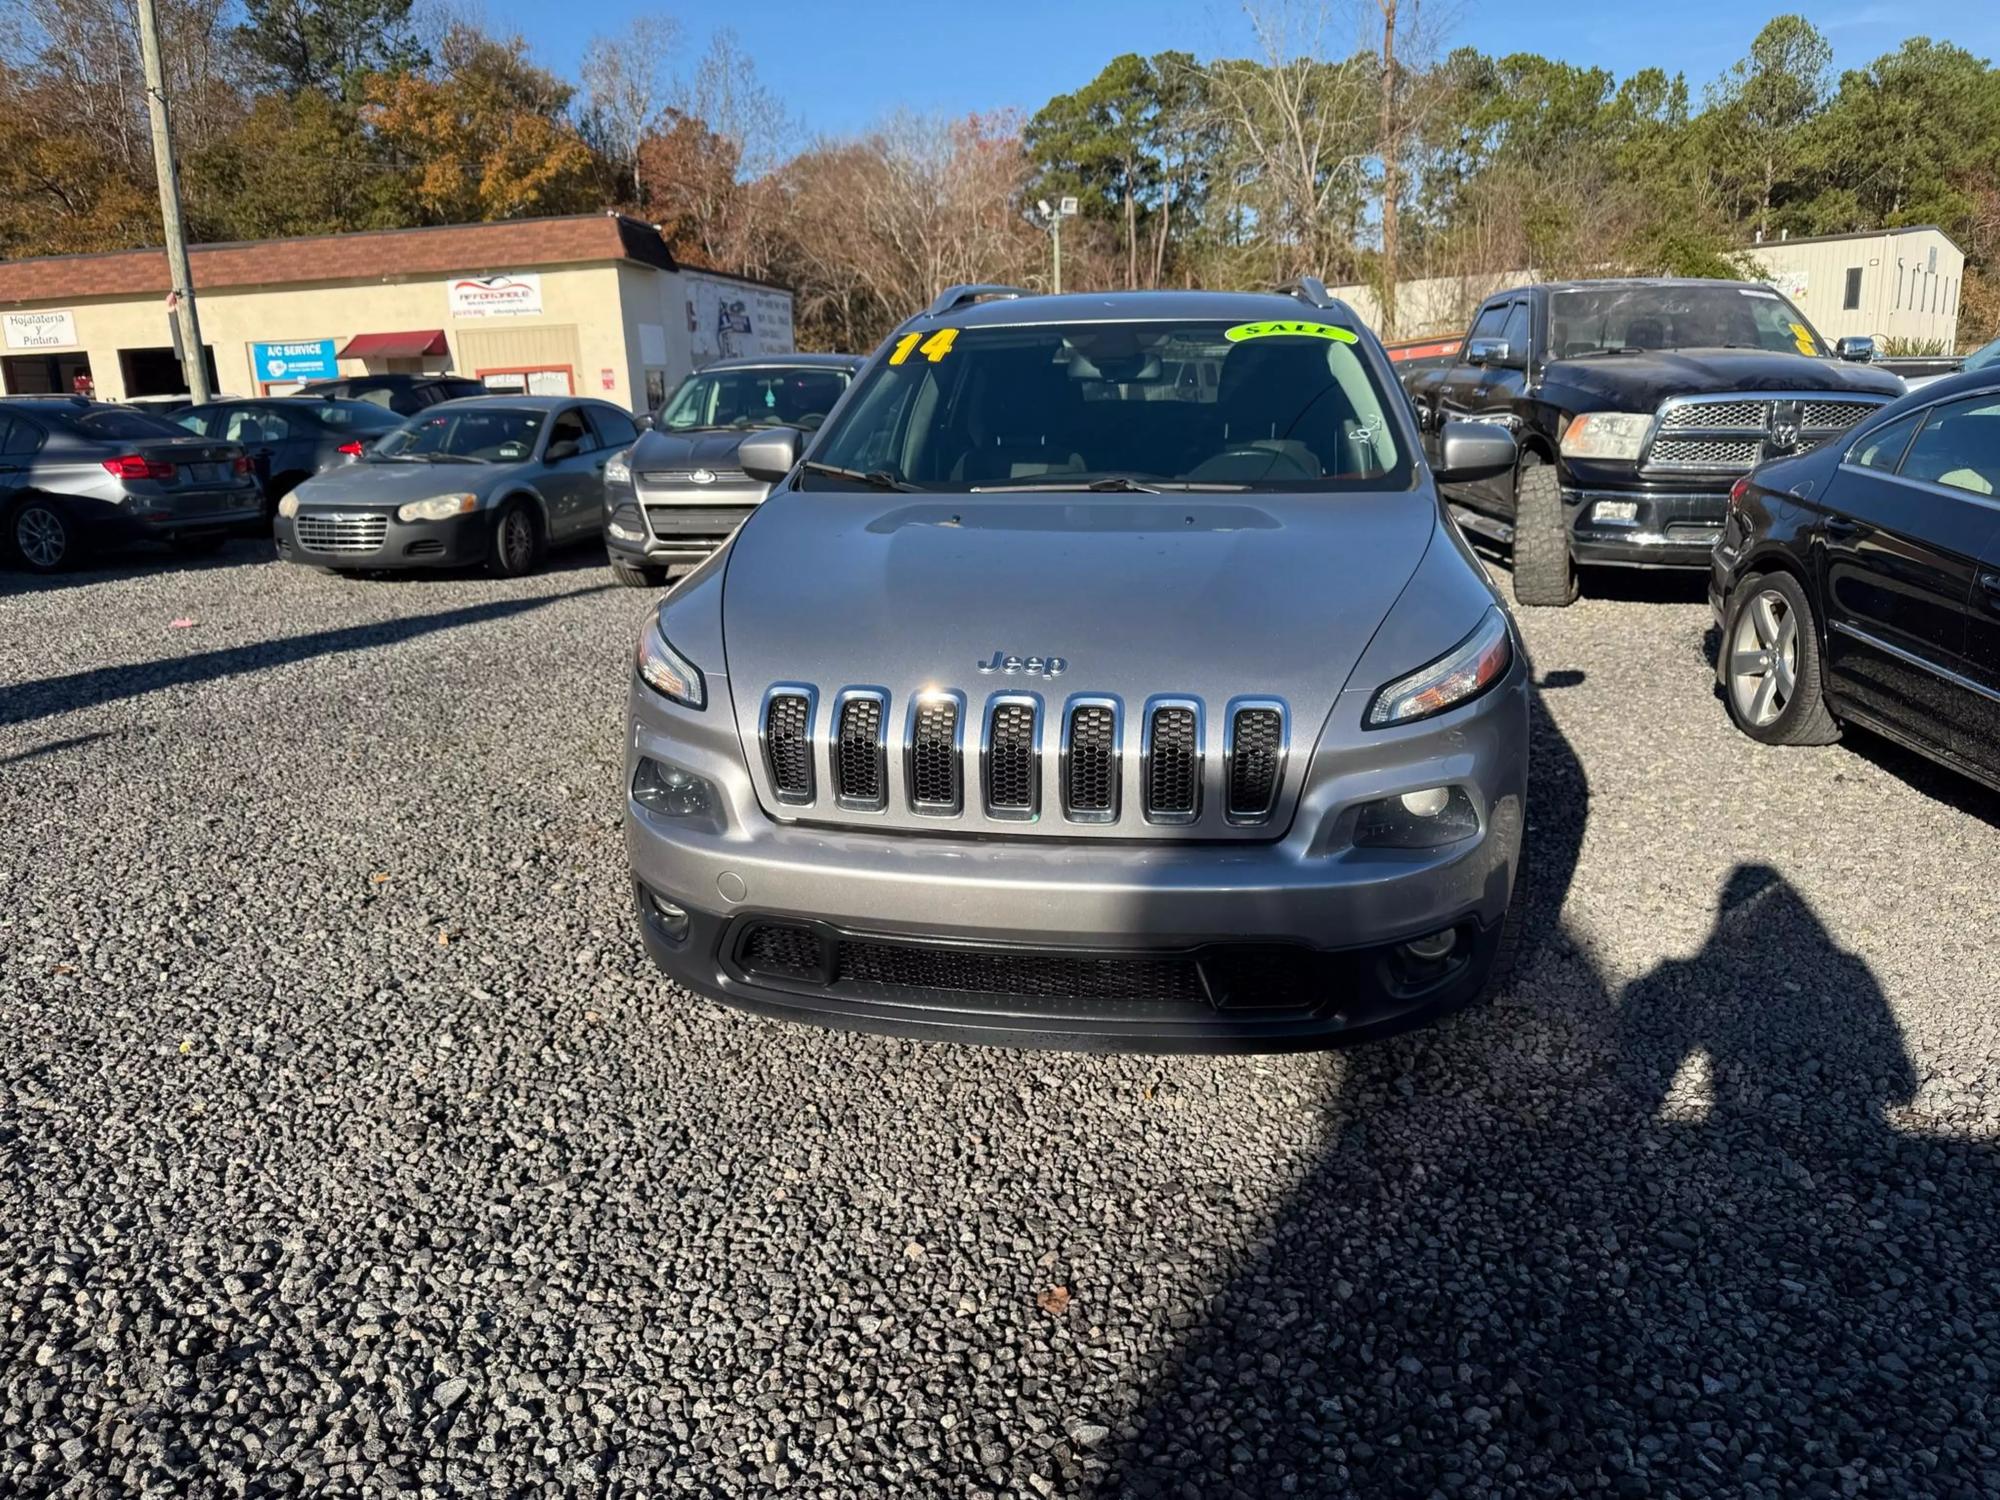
[483,0,2000,139]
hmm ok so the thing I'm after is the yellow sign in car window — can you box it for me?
[1788,322,1816,356]
[1223,320,1359,344]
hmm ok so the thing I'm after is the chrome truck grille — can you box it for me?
[751,687,1293,834]
[1641,392,1890,475]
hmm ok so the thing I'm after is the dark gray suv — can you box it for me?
[603,354,862,588]
[1,397,260,574]
[622,284,1530,1051]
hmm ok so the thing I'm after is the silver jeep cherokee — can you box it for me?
[622,283,1530,1051]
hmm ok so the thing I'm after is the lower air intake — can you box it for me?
[1227,705,1284,821]
[765,692,814,801]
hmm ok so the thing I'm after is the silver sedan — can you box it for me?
[273,394,642,576]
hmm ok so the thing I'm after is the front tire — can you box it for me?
[610,557,669,590]
[487,499,543,578]
[9,497,75,574]
[1510,455,1577,607]
[1721,571,1840,746]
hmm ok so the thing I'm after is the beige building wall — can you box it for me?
[1745,228,1964,351]
[1,261,653,404]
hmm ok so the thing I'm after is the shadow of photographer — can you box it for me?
[1098,719,2000,1497]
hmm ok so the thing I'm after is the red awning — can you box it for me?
[337,329,448,359]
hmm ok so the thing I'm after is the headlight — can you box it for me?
[277,493,300,519]
[1365,608,1513,729]
[636,610,705,708]
[604,453,633,485]
[1559,412,1651,461]
[395,493,478,523]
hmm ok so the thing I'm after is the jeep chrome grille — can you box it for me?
[833,692,886,809]
[1643,391,1889,475]
[985,699,1040,817]
[752,685,1291,832]
[1144,703,1201,821]
[763,690,815,802]
[1062,701,1119,821]
[908,695,962,813]
[1226,704,1285,822]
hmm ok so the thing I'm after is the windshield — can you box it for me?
[311,401,403,431]
[373,407,542,462]
[1549,285,1829,358]
[807,320,1408,492]
[1962,337,2000,373]
[658,366,852,432]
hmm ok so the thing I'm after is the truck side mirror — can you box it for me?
[739,426,804,483]
[1466,337,1509,367]
[1435,421,1517,484]
[1835,336,1876,363]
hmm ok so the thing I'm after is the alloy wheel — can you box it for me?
[1729,587,1798,728]
[15,505,66,569]
[500,509,533,571]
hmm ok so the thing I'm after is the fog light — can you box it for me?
[645,888,691,944]
[1354,786,1479,849]
[1400,786,1450,817]
[608,520,643,542]
[1593,500,1639,524]
[1400,928,1458,962]
[632,756,717,820]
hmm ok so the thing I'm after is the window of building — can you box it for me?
[1842,268,1863,311]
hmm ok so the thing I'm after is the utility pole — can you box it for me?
[1377,0,1402,342]
[137,0,211,402]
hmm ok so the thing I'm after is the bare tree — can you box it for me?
[581,14,678,205]
[1203,1,1375,283]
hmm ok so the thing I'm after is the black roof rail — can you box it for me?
[1274,277,1366,331]
[923,284,1031,318]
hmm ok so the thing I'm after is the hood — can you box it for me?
[293,460,513,505]
[631,427,768,472]
[1542,347,1905,410]
[720,488,1435,838]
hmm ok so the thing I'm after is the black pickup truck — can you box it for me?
[1402,278,1906,605]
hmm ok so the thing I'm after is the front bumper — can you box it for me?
[1564,484,1729,568]
[608,502,760,566]
[622,662,1528,1052]
[275,507,491,569]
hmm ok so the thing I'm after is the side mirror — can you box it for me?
[1466,337,1509,367]
[738,426,804,484]
[1436,421,1517,484]
[635,411,656,432]
[1836,335,1876,363]
[546,438,581,461]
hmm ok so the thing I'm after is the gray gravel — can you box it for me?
[5,542,2000,1498]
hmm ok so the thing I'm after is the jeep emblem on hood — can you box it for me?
[978,650,1067,679]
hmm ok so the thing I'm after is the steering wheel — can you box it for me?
[1191,445,1318,482]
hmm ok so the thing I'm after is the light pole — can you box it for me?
[137,0,210,402]
[1033,196,1079,295]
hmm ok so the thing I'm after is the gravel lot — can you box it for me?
[5,538,2000,1499]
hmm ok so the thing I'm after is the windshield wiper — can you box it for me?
[799,460,919,492]
[1565,346,1648,359]
[972,475,1248,493]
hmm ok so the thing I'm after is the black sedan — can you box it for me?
[1711,368,2000,790]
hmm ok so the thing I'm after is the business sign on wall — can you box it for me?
[447,273,544,318]
[1763,270,1809,301]
[686,273,794,367]
[4,310,78,350]
[251,338,338,381]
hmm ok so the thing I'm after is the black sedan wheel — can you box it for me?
[11,499,72,574]
[1722,571,1839,746]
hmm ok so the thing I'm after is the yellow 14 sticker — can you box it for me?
[889,328,959,366]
